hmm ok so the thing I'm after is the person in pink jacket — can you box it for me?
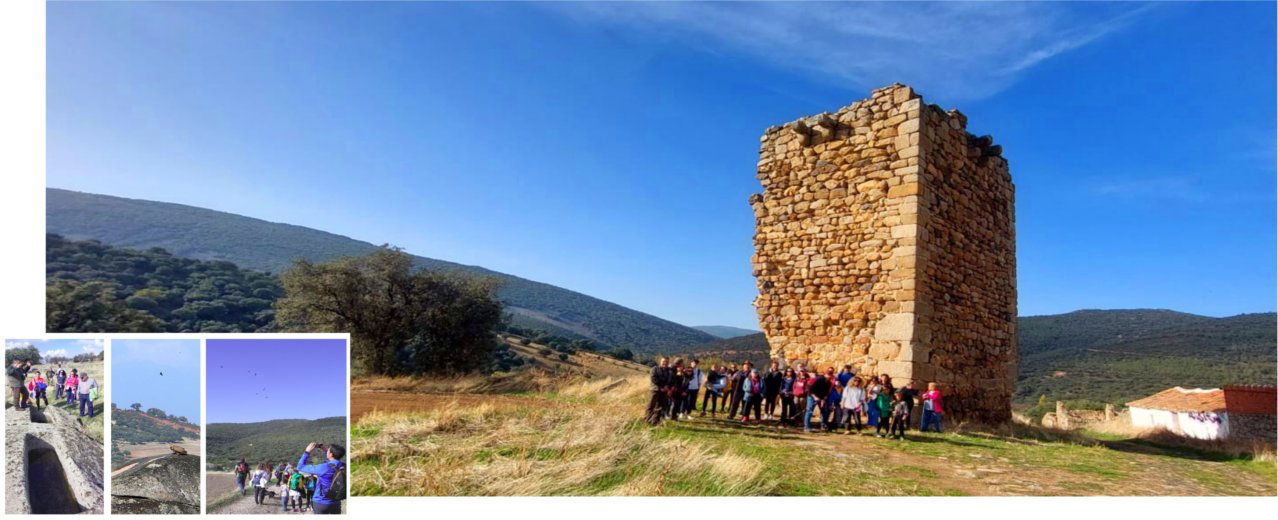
[920,382,943,433]
[65,370,80,405]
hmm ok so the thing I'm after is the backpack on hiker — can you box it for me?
[236,461,249,475]
[322,461,346,502]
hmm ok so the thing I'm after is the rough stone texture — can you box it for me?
[4,404,104,514]
[1229,413,1277,447]
[111,453,201,514]
[751,84,1016,423]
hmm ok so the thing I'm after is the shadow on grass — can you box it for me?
[1099,438,1254,464]
[666,418,804,442]
[892,432,1010,450]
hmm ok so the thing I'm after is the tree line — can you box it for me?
[5,343,103,366]
[47,236,552,376]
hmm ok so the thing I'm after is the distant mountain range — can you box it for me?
[206,417,346,471]
[693,325,760,339]
[679,310,1276,406]
[47,188,716,353]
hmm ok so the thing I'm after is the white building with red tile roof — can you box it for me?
[1127,385,1276,442]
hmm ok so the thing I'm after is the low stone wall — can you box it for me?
[1230,413,1277,447]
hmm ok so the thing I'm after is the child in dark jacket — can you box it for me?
[889,390,910,439]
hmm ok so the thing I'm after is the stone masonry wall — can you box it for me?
[750,84,1016,423]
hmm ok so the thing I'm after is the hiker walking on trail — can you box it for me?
[29,372,48,408]
[762,362,783,420]
[304,474,317,511]
[7,359,31,410]
[77,371,98,417]
[252,464,270,505]
[278,470,292,512]
[297,442,347,514]
[234,458,250,496]
[644,357,674,426]
[288,468,305,512]
[919,382,944,433]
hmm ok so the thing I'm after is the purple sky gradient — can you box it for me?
[206,338,346,423]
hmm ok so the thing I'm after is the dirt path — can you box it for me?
[351,391,536,423]
[207,474,317,515]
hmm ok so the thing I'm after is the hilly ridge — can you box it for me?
[205,417,346,471]
[47,188,715,352]
[678,310,1276,406]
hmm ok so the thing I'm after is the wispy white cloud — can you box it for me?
[4,339,104,354]
[547,1,1155,101]
[1092,177,1207,203]
[76,339,104,353]
[45,349,71,359]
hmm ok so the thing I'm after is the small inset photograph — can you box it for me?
[205,338,348,515]
[5,338,106,514]
[110,339,201,514]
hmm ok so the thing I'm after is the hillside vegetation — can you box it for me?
[48,188,715,352]
[680,310,1276,406]
[47,234,280,332]
[111,406,198,445]
[693,325,761,339]
[206,417,346,471]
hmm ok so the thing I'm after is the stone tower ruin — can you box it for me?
[750,84,1017,423]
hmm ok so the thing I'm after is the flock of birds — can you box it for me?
[213,365,270,400]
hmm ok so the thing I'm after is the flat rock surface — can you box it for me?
[111,453,201,509]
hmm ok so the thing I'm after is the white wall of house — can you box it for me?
[1129,407,1230,440]
[1177,411,1228,440]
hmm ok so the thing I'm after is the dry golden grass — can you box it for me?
[351,376,774,496]
[352,371,564,395]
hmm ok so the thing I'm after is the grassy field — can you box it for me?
[350,375,1276,497]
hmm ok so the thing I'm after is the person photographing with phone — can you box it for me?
[297,442,346,514]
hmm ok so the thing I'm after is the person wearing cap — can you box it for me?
[645,357,674,425]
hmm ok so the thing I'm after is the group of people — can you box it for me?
[6,359,100,418]
[645,357,944,439]
[234,442,346,515]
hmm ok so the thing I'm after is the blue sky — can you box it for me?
[112,339,200,421]
[6,338,103,361]
[205,339,346,423]
[47,2,1276,329]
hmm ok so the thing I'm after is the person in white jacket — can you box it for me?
[840,376,867,434]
